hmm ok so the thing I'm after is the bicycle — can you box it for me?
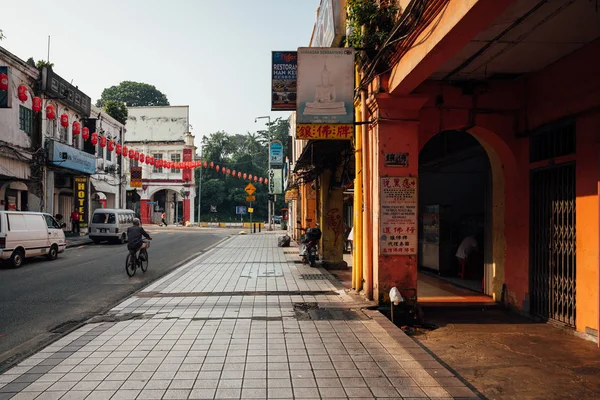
[125,239,151,277]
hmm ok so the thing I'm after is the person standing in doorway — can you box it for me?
[161,211,167,227]
[456,235,477,279]
[71,209,80,235]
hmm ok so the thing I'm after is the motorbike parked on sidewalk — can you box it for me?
[298,221,322,268]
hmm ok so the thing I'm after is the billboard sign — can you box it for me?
[269,140,284,165]
[271,51,297,111]
[297,47,355,126]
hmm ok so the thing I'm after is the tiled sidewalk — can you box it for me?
[0,234,480,400]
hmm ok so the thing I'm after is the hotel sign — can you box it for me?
[74,176,89,228]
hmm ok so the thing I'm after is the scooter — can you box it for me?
[298,221,322,268]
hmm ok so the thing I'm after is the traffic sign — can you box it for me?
[245,183,256,195]
[246,195,256,202]
[236,206,247,215]
[248,208,254,213]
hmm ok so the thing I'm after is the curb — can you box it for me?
[66,239,94,249]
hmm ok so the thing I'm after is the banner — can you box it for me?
[130,167,142,188]
[73,176,89,228]
[269,140,284,165]
[268,169,283,195]
[271,51,297,111]
[296,123,353,140]
[297,47,355,125]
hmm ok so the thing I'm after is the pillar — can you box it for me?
[370,95,427,303]
[318,169,347,269]
[45,170,55,214]
[183,198,191,223]
[140,199,151,224]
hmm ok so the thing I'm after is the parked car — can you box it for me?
[0,211,66,268]
[89,208,137,244]
[273,215,282,224]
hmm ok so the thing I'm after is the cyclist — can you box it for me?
[127,218,152,259]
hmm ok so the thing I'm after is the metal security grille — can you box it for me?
[530,163,576,327]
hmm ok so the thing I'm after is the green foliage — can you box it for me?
[196,118,290,222]
[103,100,128,125]
[35,60,54,69]
[0,29,5,41]
[96,81,169,108]
[346,0,399,49]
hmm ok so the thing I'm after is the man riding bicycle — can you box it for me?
[127,218,152,258]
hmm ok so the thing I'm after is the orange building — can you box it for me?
[291,0,600,342]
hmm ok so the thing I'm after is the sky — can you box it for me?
[2,0,318,149]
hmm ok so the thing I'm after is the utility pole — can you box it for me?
[197,144,203,226]
[255,115,272,230]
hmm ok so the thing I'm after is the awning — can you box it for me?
[91,178,118,194]
[293,140,352,173]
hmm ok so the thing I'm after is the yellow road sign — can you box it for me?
[248,207,254,213]
[245,183,256,195]
[246,195,256,202]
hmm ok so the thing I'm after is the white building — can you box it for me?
[0,47,39,212]
[123,106,196,225]
[89,105,125,211]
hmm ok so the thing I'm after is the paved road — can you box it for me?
[0,227,229,371]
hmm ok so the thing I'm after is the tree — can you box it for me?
[35,60,54,69]
[0,29,5,41]
[96,81,169,107]
[103,100,128,125]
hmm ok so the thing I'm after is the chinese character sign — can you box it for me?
[297,48,355,125]
[271,51,297,111]
[73,177,89,228]
[379,177,418,256]
[296,124,353,140]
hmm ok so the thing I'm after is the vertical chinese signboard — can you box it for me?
[271,51,297,111]
[74,176,89,229]
[130,167,142,188]
[182,148,193,181]
[379,177,418,255]
[296,47,354,140]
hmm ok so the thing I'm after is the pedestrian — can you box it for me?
[70,208,80,235]
[161,211,167,227]
[456,235,477,279]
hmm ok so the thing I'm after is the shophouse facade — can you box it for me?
[0,47,40,212]
[123,106,196,225]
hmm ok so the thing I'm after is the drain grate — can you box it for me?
[300,274,329,280]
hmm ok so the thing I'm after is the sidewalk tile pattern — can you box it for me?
[0,234,480,399]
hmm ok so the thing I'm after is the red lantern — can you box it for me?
[210,161,214,169]
[265,178,269,185]
[17,85,28,102]
[32,97,42,113]
[99,136,107,148]
[82,127,90,140]
[203,161,208,168]
[254,176,258,182]
[134,151,140,161]
[122,146,128,157]
[151,158,155,166]
[91,132,98,145]
[116,144,122,155]
[227,169,231,175]
[243,173,247,180]
[46,105,56,120]
[108,140,115,152]
[72,121,81,136]
[232,170,236,177]
[128,149,134,159]
[237,172,242,179]
[259,177,263,183]
[216,165,220,172]
[0,73,8,91]
[60,114,69,128]
[248,174,253,181]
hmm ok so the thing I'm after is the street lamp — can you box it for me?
[255,116,272,231]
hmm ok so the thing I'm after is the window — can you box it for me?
[98,143,104,158]
[153,153,163,173]
[106,145,112,161]
[19,106,33,136]
[0,67,8,108]
[47,118,56,138]
[72,134,78,148]
[8,214,26,231]
[44,214,61,229]
[92,213,116,224]
[171,153,181,173]
[60,125,68,142]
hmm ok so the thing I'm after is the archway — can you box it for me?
[418,129,505,302]
[148,188,181,225]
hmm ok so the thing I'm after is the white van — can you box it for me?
[0,211,66,268]
[89,208,137,244]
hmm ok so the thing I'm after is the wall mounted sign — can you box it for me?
[130,167,142,188]
[384,152,409,167]
[268,169,283,195]
[269,141,284,165]
[42,67,91,116]
[74,176,89,228]
[296,123,353,140]
[271,51,297,111]
[47,139,96,175]
[379,177,418,255]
